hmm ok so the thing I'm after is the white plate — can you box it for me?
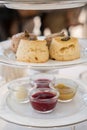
[0,39,87,69]
[5,3,85,10]
[2,0,87,3]
[0,77,87,128]
[3,0,87,10]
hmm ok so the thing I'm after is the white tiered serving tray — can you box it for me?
[0,77,87,128]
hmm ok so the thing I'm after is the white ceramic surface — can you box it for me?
[0,77,87,128]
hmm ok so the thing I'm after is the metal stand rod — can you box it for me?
[71,126,76,130]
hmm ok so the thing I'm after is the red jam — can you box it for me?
[30,91,57,112]
[35,79,51,88]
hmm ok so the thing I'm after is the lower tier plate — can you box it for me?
[0,77,87,128]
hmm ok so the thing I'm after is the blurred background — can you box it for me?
[0,4,87,41]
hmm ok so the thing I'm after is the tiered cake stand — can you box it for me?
[0,1,87,130]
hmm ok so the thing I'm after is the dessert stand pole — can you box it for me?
[71,126,76,130]
[28,68,59,77]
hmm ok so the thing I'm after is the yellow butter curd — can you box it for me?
[54,84,76,101]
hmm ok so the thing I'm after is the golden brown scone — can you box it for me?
[16,39,49,63]
[49,36,80,61]
[11,31,37,53]
[11,32,29,53]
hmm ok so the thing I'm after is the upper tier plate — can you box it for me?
[0,0,87,10]
[0,38,87,70]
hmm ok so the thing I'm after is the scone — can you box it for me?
[16,39,49,63]
[11,31,37,53]
[49,36,80,61]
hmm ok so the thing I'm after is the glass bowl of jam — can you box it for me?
[30,73,55,88]
[29,87,59,113]
[54,78,78,102]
